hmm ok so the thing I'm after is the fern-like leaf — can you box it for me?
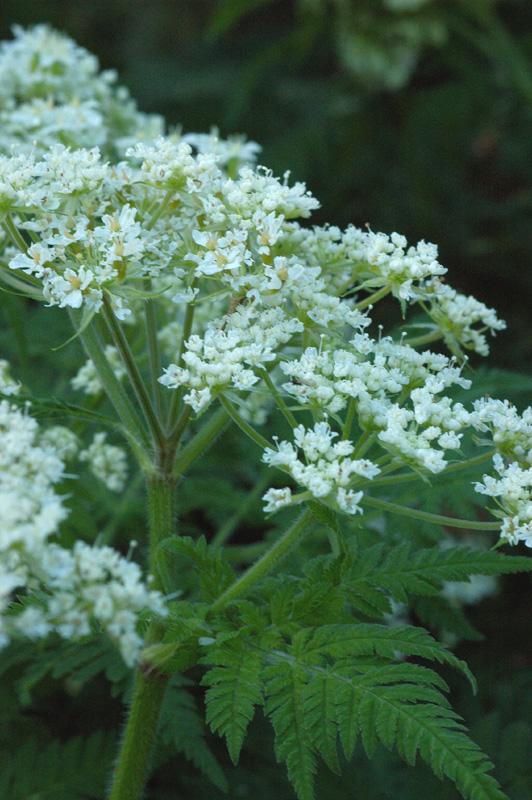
[346,543,532,614]
[294,623,477,690]
[264,661,317,800]
[158,676,228,792]
[0,730,115,799]
[161,536,235,602]
[263,642,507,800]
[202,637,264,764]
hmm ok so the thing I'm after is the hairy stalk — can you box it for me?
[143,279,165,419]
[146,470,178,593]
[102,296,166,450]
[107,666,170,800]
[107,452,177,800]
[218,394,271,450]
[166,296,196,431]
[209,508,315,615]
[78,317,150,452]
[362,494,502,531]
[354,284,391,310]
[172,406,230,477]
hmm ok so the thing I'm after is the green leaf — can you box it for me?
[295,624,477,692]
[0,730,116,799]
[158,676,228,792]
[160,536,236,602]
[202,637,264,764]
[264,661,317,800]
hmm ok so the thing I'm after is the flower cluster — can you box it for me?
[72,345,127,395]
[262,421,380,515]
[474,455,532,547]
[472,398,532,547]
[0,399,164,664]
[0,24,163,156]
[80,432,129,493]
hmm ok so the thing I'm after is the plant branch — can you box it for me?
[361,494,502,531]
[209,508,315,615]
[102,295,165,450]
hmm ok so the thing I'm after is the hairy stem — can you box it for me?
[209,508,315,615]
[107,666,170,800]
[362,495,502,531]
[107,456,177,800]
[147,470,177,594]
[218,394,271,450]
[78,317,150,452]
[143,279,165,419]
[103,296,165,450]
[172,406,230,477]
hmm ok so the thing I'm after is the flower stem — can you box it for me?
[402,329,443,348]
[362,449,496,489]
[147,470,177,594]
[172,406,230,478]
[218,394,271,451]
[2,213,29,253]
[143,279,165,419]
[166,296,196,432]
[107,666,170,800]
[259,368,298,429]
[354,284,391,310]
[79,318,150,452]
[209,508,315,615]
[361,494,501,531]
[107,461,177,800]
[103,296,165,450]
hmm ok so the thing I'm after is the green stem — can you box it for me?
[146,190,174,231]
[146,472,177,593]
[218,394,271,451]
[168,404,193,452]
[342,398,357,441]
[166,296,196,431]
[209,508,315,615]
[107,666,170,800]
[143,279,165,419]
[402,329,443,348]
[2,213,29,253]
[354,284,391,311]
[172,406,230,478]
[78,317,150,452]
[211,470,271,550]
[103,296,165,450]
[362,449,496,489]
[361,495,501,531]
[352,430,376,459]
[259,368,298,429]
